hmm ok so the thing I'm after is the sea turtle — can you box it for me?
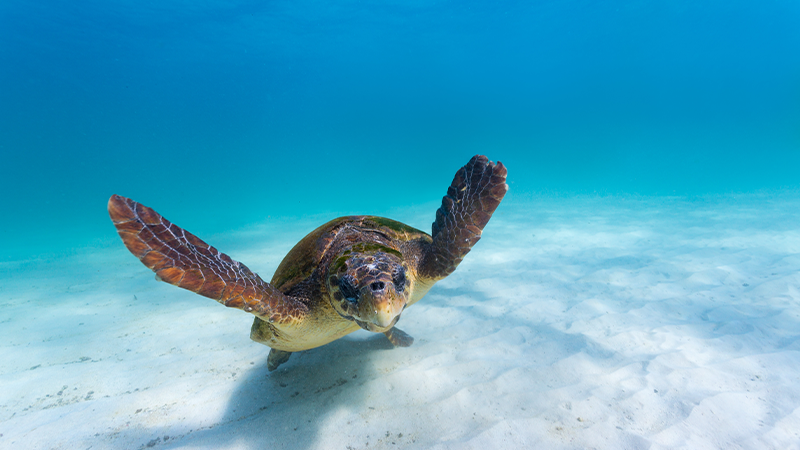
[108,155,508,371]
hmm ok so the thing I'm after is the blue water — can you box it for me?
[1,0,799,261]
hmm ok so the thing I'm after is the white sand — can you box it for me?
[2,194,800,449]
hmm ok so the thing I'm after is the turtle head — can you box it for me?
[327,248,409,332]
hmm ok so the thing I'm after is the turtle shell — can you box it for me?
[270,216,431,294]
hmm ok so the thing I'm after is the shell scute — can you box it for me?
[270,216,430,293]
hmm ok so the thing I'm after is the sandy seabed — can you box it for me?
[2,194,800,449]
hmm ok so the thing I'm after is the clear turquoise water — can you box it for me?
[3,3,800,447]
[1,0,799,261]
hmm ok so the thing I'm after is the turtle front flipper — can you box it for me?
[108,195,308,325]
[419,155,508,279]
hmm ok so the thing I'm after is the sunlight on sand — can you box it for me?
[2,193,800,449]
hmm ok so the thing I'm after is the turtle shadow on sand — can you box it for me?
[149,334,395,449]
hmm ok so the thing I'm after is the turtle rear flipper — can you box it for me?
[267,349,292,371]
[384,327,414,347]
[420,155,508,279]
[108,195,308,325]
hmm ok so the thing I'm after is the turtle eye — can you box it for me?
[339,275,359,303]
[392,266,406,292]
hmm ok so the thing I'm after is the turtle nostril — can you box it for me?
[370,281,385,292]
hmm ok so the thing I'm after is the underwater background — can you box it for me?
[4,2,800,449]
[1,0,799,261]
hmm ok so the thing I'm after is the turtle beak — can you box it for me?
[373,302,396,328]
[358,280,405,330]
